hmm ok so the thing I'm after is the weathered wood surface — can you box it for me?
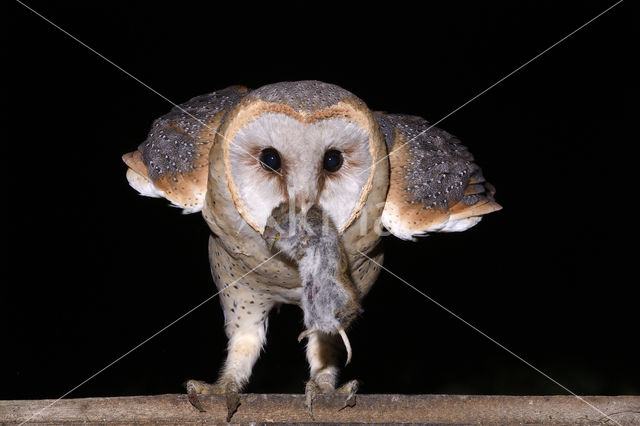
[2,394,639,424]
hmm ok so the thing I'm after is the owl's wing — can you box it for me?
[376,113,501,241]
[122,86,248,213]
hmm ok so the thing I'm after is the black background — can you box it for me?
[4,1,636,401]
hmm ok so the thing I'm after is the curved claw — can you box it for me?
[304,378,359,418]
[185,380,207,412]
[225,391,241,422]
[337,379,359,410]
[184,379,241,421]
[186,391,206,412]
[304,379,320,419]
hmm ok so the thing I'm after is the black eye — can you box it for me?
[259,148,281,172]
[323,149,343,172]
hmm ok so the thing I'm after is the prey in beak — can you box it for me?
[263,203,361,365]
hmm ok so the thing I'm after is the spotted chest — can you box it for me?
[208,236,302,334]
[209,233,383,336]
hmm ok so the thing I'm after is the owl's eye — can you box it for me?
[323,149,343,172]
[259,148,281,172]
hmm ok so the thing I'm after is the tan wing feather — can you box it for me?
[378,113,501,240]
[122,86,248,212]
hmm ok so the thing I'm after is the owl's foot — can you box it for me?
[304,377,359,418]
[185,379,241,421]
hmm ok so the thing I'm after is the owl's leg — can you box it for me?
[186,288,271,421]
[304,331,359,417]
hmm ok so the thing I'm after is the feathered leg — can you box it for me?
[186,237,272,421]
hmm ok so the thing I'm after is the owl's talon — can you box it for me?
[185,379,209,412]
[304,378,359,417]
[186,391,206,412]
[225,391,241,422]
[304,379,320,419]
[184,378,241,421]
[337,379,359,410]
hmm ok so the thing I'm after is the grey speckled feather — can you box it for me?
[247,80,360,113]
[376,113,492,209]
[140,86,247,180]
[373,112,396,151]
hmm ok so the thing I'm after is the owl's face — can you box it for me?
[223,111,376,233]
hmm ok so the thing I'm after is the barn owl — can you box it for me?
[123,81,500,419]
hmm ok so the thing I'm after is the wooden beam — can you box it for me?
[2,394,639,424]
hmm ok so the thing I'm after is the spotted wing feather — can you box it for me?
[377,113,501,241]
[123,86,249,213]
